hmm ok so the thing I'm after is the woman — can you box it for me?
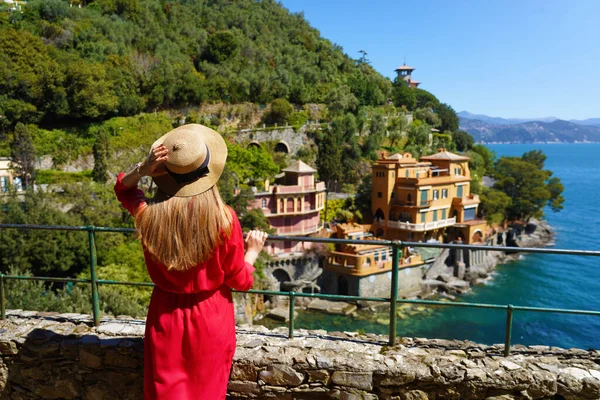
[114,124,268,399]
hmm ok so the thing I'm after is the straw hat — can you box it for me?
[151,124,227,197]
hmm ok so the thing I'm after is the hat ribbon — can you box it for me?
[166,145,211,184]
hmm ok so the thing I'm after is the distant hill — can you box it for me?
[457,111,558,125]
[459,111,600,128]
[460,118,600,143]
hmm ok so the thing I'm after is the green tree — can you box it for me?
[452,130,474,152]
[264,98,293,125]
[92,130,110,182]
[205,31,239,64]
[10,123,36,189]
[434,103,459,132]
[492,151,564,221]
[391,79,416,110]
[479,187,512,224]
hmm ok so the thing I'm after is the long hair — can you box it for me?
[134,186,233,271]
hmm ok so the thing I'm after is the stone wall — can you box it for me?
[1,310,599,399]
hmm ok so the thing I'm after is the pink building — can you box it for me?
[250,160,326,256]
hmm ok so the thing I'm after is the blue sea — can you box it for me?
[268,143,600,350]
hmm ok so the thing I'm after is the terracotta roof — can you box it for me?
[282,160,316,173]
[420,151,470,161]
[396,64,415,71]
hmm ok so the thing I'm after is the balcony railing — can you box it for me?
[0,223,600,355]
[386,217,456,231]
[390,199,431,208]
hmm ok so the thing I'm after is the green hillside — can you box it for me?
[0,0,390,128]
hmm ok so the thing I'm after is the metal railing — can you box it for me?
[1,223,600,356]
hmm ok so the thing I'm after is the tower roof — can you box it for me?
[395,64,415,71]
[282,160,316,173]
[420,150,470,162]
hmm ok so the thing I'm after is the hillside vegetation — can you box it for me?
[0,0,564,317]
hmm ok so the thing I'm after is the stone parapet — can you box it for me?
[0,310,599,399]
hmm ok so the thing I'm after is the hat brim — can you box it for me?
[151,124,228,197]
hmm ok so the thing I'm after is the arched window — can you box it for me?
[261,198,267,208]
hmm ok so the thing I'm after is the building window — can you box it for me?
[13,177,22,192]
[392,172,395,178]
[442,189,448,199]
[420,190,428,206]
[0,176,9,193]
[421,212,426,223]
[455,167,462,176]
[433,210,437,221]
[433,190,439,200]
[464,208,476,221]
[377,192,382,198]
[405,170,409,178]
[442,209,447,220]
[261,198,267,208]
[457,185,463,198]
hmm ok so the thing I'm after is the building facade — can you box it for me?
[371,150,487,244]
[0,158,22,195]
[249,160,326,256]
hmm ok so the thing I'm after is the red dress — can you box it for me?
[114,173,254,399]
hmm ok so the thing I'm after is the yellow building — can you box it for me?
[322,222,425,297]
[371,149,487,244]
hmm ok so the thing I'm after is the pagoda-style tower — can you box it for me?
[395,64,421,88]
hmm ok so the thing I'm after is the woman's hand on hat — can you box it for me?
[138,145,169,177]
[244,230,269,265]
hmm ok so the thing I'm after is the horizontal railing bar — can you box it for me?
[2,224,600,257]
[239,289,389,302]
[1,275,90,283]
[0,224,136,233]
[396,298,507,310]
[512,305,600,316]
[97,280,155,287]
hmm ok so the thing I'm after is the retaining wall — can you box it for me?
[0,310,599,400]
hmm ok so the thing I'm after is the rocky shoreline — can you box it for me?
[420,219,555,300]
[257,219,556,323]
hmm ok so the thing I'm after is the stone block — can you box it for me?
[231,363,259,381]
[0,340,18,355]
[331,371,373,391]
[228,380,260,394]
[259,365,304,387]
[307,369,330,384]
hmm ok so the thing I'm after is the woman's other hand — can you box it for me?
[138,145,169,177]
[244,230,268,265]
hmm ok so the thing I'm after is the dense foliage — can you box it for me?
[0,0,392,131]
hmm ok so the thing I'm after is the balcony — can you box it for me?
[276,223,324,236]
[263,205,324,217]
[452,194,480,207]
[390,199,431,208]
[386,217,457,232]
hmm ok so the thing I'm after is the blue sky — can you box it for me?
[279,0,600,120]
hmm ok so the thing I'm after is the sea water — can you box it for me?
[261,143,600,350]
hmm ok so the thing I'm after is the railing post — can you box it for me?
[389,241,401,346]
[504,304,514,356]
[88,227,100,326]
[0,274,5,320]
[288,291,295,339]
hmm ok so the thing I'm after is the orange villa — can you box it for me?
[321,149,488,297]
[371,149,487,244]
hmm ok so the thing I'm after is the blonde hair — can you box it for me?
[134,186,233,271]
